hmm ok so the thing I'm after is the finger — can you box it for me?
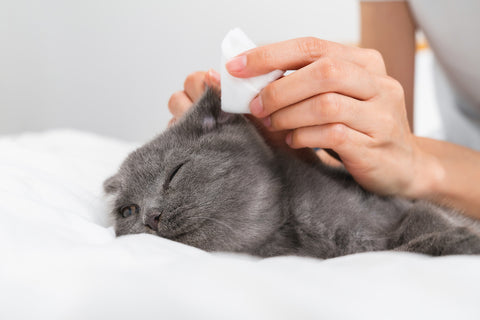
[246,115,290,149]
[168,91,193,118]
[204,69,221,91]
[226,37,386,78]
[246,115,321,165]
[252,57,377,117]
[267,93,374,135]
[316,149,343,167]
[168,118,177,127]
[184,71,207,102]
[286,124,372,160]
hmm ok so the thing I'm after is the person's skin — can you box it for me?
[168,69,220,126]
[168,3,480,219]
[361,1,416,129]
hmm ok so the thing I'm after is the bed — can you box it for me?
[1,129,479,320]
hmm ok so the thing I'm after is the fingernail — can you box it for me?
[285,132,292,145]
[261,116,271,128]
[226,55,247,73]
[208,69,221,84]
[250,96,263,116]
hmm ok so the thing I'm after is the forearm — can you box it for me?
[412,137,480,218]
[360,1,416,129]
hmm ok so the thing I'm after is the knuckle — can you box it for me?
[382,76,404,96]
[279,114,293,130]
[394,81,405,99]
[270,113,284,130]
[318,93,341,119]
[330,123,347,146]
[262,83,280,109]
[256,48,276,68]
[363,48,386,73]
[390,79,405,101]
[382,113,395,126]
[365,48,384,64]
[316,57,339,80]
[296,37,322,61]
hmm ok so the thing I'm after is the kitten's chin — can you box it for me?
[155,218,204,241]
[155,228,195,243]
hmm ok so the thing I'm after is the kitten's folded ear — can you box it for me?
[103,175,121,194]
[177,87,244,133]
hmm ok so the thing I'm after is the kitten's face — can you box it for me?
[104,90,283,253]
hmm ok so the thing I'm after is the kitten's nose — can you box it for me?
[144,210,162,231]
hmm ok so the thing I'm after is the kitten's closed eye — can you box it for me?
[163,162,186,190]
[119,204,140,218]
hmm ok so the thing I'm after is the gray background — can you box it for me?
[0,0,359,142]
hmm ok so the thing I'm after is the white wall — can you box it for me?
[0,0,359,141]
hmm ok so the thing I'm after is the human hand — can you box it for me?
[226,37,429,197]
[167,69,220,126]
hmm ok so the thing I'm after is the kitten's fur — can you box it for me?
[104,89,480,258]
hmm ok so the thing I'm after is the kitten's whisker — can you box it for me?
[185,216,236,234]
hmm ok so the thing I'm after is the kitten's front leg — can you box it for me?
[394,227,480,256]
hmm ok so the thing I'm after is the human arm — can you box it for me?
[412,137,480,218]
[360,2,480,217]
[360,1,416,129]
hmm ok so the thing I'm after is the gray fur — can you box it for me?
[104,89,480,258]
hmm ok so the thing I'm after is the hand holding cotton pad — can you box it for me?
[221,28,284,114]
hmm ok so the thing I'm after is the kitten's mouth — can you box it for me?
[155,211,207,240]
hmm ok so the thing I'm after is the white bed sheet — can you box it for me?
[1,130,479,320]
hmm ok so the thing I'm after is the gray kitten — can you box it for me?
[104,89,480,258]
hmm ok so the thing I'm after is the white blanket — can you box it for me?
[1,130,479,320]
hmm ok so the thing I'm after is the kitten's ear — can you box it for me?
[180,87,243,133]
[103,175,121,194]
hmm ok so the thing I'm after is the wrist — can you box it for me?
[404,137,445,201]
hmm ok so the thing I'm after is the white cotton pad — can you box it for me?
[220,28,284,114]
